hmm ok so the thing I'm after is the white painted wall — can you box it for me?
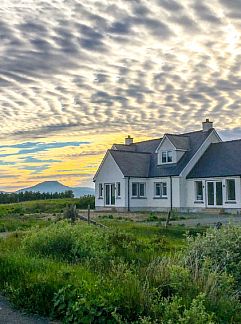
[95,152,182,211]
[95,152,126,208]
[128,177,182,210]
[157,137,185,165]
[94,129,240,212]
[186,177,241,209]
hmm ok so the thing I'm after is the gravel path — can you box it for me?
[0,295,59,324]
[163,215,241,227]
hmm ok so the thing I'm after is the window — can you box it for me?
[162,151,167,163]
[116,182,121,197]
[167,151,173,162]
[155,182,167,197]
[195,181,203,201]
[99,183,103,198]
[161,151,173,163]
[226,179,236,201]
[132,182,146,198]
[162,182,167,196]
[132,183,138,197]
[139,183,145,197]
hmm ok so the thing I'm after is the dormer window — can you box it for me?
[161,151,173,164]
[155,133,190,165]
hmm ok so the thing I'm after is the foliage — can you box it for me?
[1,222,241,323]
[22,221,109,263]
[0,190,74,204]
[0,216,48,232]
[185,225,241,291]
[64,204,78,223]
[0,196,95,217]
[75,195,95,209]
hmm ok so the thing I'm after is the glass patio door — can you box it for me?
[207,181,223,207]
[105,183,115,206]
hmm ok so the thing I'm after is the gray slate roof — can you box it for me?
[113,138,161,153]
[165,134,190,150]
[187,140,241,178]
[110,129,215,177]
[110,150,150,177]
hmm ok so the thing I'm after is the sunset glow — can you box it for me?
[0,0,241,191]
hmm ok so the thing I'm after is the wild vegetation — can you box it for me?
[0,190,75,204]
[1,211,241,323]
[0,195,95,218]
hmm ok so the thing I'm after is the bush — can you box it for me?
[23,221,159,266]
[1,223,241,323]
[160,293,215,324]
[185,226,241,291]
[23,221,109,263]
[76,195,95,209]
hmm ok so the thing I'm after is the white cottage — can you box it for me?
[94,120,241,214]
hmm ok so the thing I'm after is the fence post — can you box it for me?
[165,210,171,228]
[87,204,90,224]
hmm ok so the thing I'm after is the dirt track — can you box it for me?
[0,295,59,324]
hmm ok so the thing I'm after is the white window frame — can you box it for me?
[116,182,121,197]
[139,183,146,197]
[226,179,236,201]
[132,183,138,197]
[132,182,146,198]
[154,182,167,198]
[195,181,203,201]
[99,183,103,198]
[161,150,173,164]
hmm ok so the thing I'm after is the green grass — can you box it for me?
[0,218,240,323]
[0,196,94,218]
[0,216,50,232]
[100,220,206,252]
[0,198,80,217]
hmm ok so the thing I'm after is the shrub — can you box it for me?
[23,221,109,263]
[185,226,241,291]
[23,221,159,266]
[147,213,158,222]
[160,293,215,324]
[2,223,241,323]
[76,195,95,209]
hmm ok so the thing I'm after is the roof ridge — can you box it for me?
[180,128,214,136]
[113,137,161,146]
[131,137,162,144]
[109,149,151,155]
[212,138,241,145]
[166,133,189,138]
[112,143,136,146]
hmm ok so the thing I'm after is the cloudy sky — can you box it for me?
[0,0,241,191]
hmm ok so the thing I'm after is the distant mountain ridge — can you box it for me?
[17,181,94,198]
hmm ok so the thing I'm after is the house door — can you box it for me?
[105,183,115,206]
[206,181,223,207]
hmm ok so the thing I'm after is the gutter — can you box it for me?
[166,176,173,227]
[127,176,130,212]
[170,176,173,211]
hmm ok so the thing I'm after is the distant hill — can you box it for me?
[17,181,94,198]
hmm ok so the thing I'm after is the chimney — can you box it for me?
[202,118,213,132]
[125,135,133,145]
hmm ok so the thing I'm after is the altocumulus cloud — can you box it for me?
[0,0,241,189]
[0,141,89,156]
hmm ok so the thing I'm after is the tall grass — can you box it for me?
[0,195,95,217]
[0,222,241,323]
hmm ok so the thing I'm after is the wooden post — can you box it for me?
[165,210,171,228]
[87,204,90,224]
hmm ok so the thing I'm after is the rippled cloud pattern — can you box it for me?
[0,0,241,190]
